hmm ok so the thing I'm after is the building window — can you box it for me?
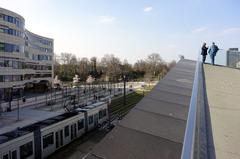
[12,75,21,81]
[0,58,4,67]
[20,141,33,159]
[0,76,4,82]
[1,14,24,29]
[0,42,23,53]
[0,14,3,20]
[0,25,8,33]
[47,66,52,70]
[78,119,84,130]
[0,43,4,52]
[25,51,29,58]
[4,75,12,82]
[64,125,69,137]
[43,132,54,149]
[4,60,12,67]
[12,61,18,69]
[88,115,93,125]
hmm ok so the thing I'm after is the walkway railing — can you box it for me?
[181,48,230,159]
[181,52,201,159]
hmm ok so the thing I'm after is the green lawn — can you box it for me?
[109,85,154,120]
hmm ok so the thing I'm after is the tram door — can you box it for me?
[94,114,98,127]
[71,123,77,140]
[55,130,63,148]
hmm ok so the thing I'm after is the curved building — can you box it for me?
[0,7,54,103]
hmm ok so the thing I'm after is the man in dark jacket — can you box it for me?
[208,42,219,65]
[201,42,208,63]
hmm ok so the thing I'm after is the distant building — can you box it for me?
[0,7,54,101]
[236,61,240,69]
[226,48,240,68]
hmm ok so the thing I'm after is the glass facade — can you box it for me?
[0,57,23,69]
[24,64,52,70]
[0,24,24,37]
[0,42,24,53]
[0,75,23,82]
[27,41,53,53]
[0,74,51,81]
[38,54,52,61]
[0,13,24,29]
[28,53,52,61]
[25,33,52,46]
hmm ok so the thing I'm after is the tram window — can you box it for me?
[103,109,107,117]
[12,150,17,159]
[3,154,8,159]
[88,115,93,125]
[99,109,107,119]
[64,125,69,137]
[78,119,84,130]
[43,132,54,148]
[20,141,33,159]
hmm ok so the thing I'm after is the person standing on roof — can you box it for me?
[201,42,208,63]
[208,42,219,65]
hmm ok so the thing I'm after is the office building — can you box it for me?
[0,7,54,101]
[226,48,240,68]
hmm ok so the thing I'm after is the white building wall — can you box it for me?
[0,7,54,100]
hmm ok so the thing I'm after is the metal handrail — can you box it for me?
[181,53,201,159]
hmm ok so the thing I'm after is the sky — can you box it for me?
[1,0,240,63]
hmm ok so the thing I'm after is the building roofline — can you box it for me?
[0,7,25,21]
[25,29,54,41]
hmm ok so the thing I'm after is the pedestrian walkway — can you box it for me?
[204,64,240,159]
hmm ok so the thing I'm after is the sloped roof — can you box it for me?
[87,59,196,159]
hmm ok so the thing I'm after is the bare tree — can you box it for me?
[78,57,90,81]
[100,54,122,81]
[146,53,163,76]
[60,53,73,65]
[54,52,170,82]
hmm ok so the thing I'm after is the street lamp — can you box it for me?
[11,85,25,121]
[123,75,126,106]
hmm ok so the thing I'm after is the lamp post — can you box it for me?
[11,85,25,121]
[142,84,145,96]
[123,75,126,106]
[17,97,20,121]
[77,86,80,103]
[7,87,14,111]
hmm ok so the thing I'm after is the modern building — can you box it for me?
[226,48,240,68]
[0,7,54,102]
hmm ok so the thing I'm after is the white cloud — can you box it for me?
[222,27,240,34]
[192,27,207,33]
[99,16,116,23]
[144,6,153,12]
